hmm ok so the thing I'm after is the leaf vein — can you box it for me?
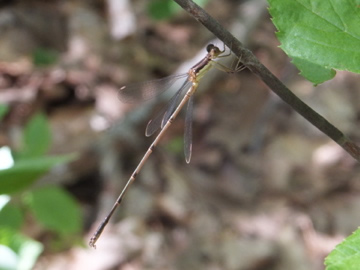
[329,0,347,31]
[294,0,359,41]
[295,35,359,54]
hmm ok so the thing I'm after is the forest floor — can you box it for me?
[1,1,360,270]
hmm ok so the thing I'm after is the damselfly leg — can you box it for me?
[89,43,244,248]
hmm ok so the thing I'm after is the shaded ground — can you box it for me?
[1,0,360,269]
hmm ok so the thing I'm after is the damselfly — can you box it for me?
[89,44,243,248]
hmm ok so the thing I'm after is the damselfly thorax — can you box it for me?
[89,43,243,248]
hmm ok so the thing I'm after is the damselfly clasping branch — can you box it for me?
[89,44,243,248]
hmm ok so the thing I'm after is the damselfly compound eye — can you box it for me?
[89,43,242,248]
[206,44,215,52]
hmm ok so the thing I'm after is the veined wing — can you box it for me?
[145,79,192,137]
[118,73,188,103]
[184,94,194,163]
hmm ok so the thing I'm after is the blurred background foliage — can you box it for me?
[0,0,360,270]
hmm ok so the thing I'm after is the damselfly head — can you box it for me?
[206,44,222,58]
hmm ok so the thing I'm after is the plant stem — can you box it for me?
[173,0,360,161]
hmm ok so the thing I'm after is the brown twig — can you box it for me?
[174,0,360,161]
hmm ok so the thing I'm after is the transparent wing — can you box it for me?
[145,79,192,137]
[161,80,192,128]
[184,94,194,163]
[118,73,188,103]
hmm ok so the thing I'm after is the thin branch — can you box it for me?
[174,0,360,161]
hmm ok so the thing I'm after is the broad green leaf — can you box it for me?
[20,113,51,159]
[0,154,76,195]
[0,105,8,121]
[268,0,360,84]
[325,228,360,270]
[292,57,336,85]
[0,227,43,270]
[0,203,23,230]
[25,186,81,235]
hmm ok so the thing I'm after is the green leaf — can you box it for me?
[268,0,360,84]
[32,48,58,67]
[0,105,8,122]
[0,227,43,270]
[20,113,51,159]
[25,186,81,235]
[148,0,209,20]
[292,57,336,85]
[148,0,180,20]
[0,203,23,230]
[0,154,77,195]
[325,228,360,270]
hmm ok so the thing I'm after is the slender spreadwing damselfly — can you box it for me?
[89,43,244,248]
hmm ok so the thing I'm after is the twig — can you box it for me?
[173,0,360,161]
